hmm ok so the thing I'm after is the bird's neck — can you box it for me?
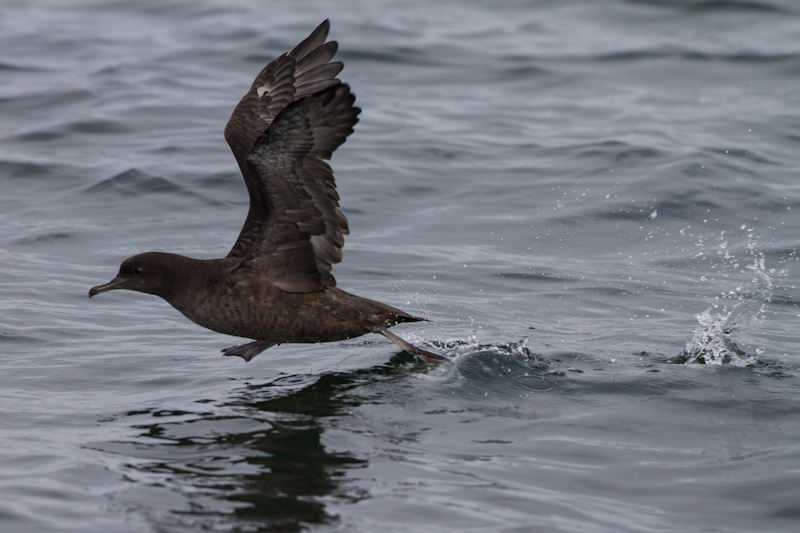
[157,255,231,309]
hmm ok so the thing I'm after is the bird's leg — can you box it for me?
[222,340,278,362]
[372,327,452,364]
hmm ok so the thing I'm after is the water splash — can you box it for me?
[676,236,773,366]
[420,334,537,362]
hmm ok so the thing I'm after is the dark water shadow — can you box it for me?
[95,353,430,532]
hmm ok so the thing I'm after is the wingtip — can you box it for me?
[292,20,333,58]
[312,19,331,36]
[313,19,331,39]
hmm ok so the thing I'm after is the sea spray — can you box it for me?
[676,233,773,365]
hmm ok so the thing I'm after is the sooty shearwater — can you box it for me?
[89,20,449,364]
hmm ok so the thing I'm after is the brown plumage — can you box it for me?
[89,20,448,364]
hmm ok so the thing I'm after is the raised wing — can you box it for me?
[238,84,360,293]
[224,20,344,259]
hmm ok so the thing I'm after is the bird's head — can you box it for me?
[89,252,182,299]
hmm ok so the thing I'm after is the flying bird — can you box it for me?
[89,20,448,364]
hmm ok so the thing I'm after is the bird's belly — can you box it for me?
[176,289,368,344]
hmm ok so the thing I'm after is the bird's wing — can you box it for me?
[235,83,360,293]
[224,20,344,259]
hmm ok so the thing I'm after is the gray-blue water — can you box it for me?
[2,0,799,531]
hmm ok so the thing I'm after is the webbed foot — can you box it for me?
[373,327,452,364]
[222,340,277,362]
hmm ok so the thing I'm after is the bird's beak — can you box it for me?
[89,276,124,298]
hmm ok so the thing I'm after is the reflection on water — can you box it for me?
[97,354,431,531]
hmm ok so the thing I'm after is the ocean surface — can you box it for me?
[1,0,799,531]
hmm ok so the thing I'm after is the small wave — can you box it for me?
[85,168,185,196]
[677,0,795,15]
[14,232,73,245]
[0,160,63,180]
[412,334,543,364]
[0,61,45,72]
[593,48,799,65]
[552,140,667,166]
[411,335,566,400]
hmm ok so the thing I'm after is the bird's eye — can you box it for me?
[133,266,143,275]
